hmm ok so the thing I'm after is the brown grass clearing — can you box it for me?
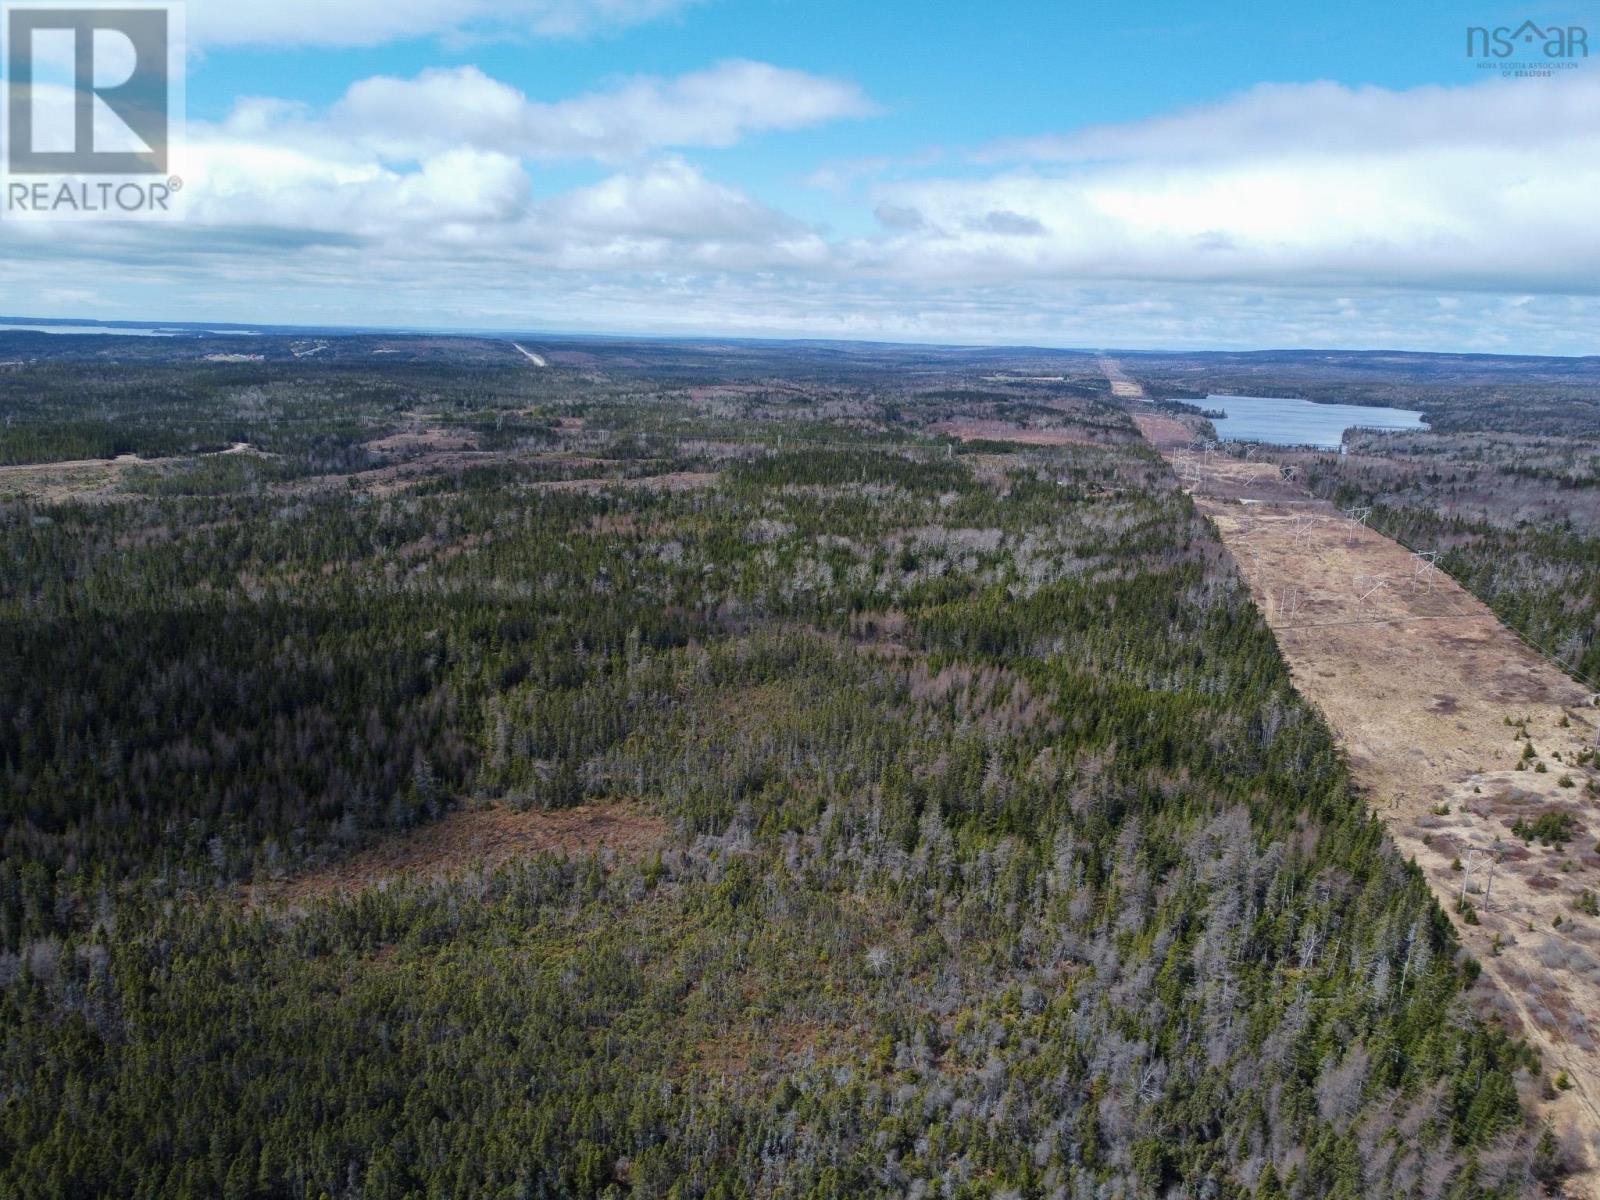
[0,458,126,501]
[364,427,477,455]
[530,470,719,495]
[682,1017,863,1086]
[1098,357,1149,401]
[930,419,1095,446]
[0,442,260,501]
[1136,409,1600,1193]
[243,802,669,907]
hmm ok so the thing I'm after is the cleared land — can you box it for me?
[0,419,721,502]
[929,419,1096,446]
[0,442,257,500]
[1099,356,1149,401]
[244,802,669,906]
[531,470,719,495]
[1135,407,1600,1190]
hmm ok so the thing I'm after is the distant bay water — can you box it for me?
[0,323,178,336]
[1202,394,1427,449]
[0,323,263,337]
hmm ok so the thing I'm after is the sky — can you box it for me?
[3,0,1599,353]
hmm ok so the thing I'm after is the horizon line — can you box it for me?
[1,314,1596,363]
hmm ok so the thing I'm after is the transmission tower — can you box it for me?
[1273,586,1306,620]
[1412,550,1442,595]
[1459,847,1499,911]
[1354,574,1391,609]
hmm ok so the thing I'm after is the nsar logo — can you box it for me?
[1467,19,1588,63]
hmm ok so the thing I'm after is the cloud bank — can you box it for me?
[861,74,1600,293]
[9,63,1600,352]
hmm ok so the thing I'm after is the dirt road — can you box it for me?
[1131,399,1600,1193]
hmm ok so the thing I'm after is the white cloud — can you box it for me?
[164,60,865,266]
[548,158,799,241]
[855,74,1600,293]
[161,57,1600,298]
[328,60,879,161]
[179,128,824,270]
[182,133,534,238]
[980,76,1598,164]
[190,0,699,48]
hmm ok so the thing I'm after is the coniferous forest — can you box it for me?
[0,337,1568,1198]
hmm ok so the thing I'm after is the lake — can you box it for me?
[1203,394,1427,450]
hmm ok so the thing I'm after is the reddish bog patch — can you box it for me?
[245,803,670,905]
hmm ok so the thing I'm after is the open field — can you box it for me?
[1137,409,1600,1191]
[0,441,257,500]
[929,418,1096,445]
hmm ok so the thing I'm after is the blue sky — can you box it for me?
[5,0,1599,351]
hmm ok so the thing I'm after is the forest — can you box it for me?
[0,336,1569,1198]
